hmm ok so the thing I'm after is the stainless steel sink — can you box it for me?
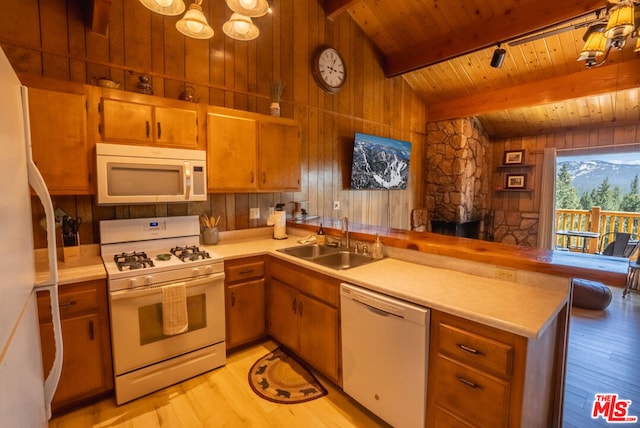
[277,244,340,258]
[311,251,378,270]
[278,244,380,270]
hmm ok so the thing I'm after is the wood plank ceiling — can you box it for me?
[326,0,640,138]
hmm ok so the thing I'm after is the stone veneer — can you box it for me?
[491,211,539,247]
[425,117,490,229]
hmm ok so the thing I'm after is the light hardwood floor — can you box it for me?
[563,286,640,428]
[49,340,390,428]
[50,288,639,428]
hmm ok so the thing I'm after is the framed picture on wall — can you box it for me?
[503,150,525,165]
[506,174,526,189]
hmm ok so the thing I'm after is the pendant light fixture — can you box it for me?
[139,0,185,16]
[223,13,259,40]
[226,0,269,17]
[578,1,639,68]
[140,0,270,40]
[176,0,214,39]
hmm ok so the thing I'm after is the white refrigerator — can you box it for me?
[0,48,63,425]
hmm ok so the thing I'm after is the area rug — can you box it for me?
[248,347,328,404]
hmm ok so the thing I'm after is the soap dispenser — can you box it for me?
[316,223,326,245]
[372,234,384,259]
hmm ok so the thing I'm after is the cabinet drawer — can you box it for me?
[37,282,100,323]
[434,406,475,428]
[434,354,510,428]
[439,323,513,378]
[225,258,264,283]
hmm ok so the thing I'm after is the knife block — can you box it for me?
[63,232,80,262]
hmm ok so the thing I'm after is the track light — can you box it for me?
[490,44,506,68]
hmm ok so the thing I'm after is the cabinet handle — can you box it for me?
[457,376,479,389]
[157,122,162,139]
[145,121,150,138]
[59,300,77,309]
[88,320,94,340]
[263,172,266,184]
[292,297,297,314]
[239,269,254,275]
[250,172,255,183]
[231,292,236,307]
[456,343,482,355]
[298,300,303,316]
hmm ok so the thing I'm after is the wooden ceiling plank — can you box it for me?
[426,57,640,122]
[325,0,359,20]
[383,0,603,77]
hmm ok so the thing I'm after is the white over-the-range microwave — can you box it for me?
[96,143,207,205]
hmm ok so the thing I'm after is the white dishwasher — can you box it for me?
[340,283,429,428]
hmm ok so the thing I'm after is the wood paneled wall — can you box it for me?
[2,0,426,247]
[490,124,640,246]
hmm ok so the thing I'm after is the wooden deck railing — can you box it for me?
[555,207,640,254]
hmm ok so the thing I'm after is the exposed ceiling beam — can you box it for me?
[426,57,640,122]
[383,0,603,77]
[90,0,112,36]
[324,0,358,20]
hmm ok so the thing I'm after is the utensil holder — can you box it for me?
[202,227,219,245]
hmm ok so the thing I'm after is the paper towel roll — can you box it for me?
[267,211,287,239]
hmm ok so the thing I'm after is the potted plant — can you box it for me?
[270,80,285,117]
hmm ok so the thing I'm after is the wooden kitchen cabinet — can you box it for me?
[98,90,200,149]
[207,111,258,191]
[27,86,93,194]
[426,310,561,428]
[258,119,301,191]
[37,279,113,413]
[267,257,340,384]
[207,106,301,192]
[224,256,266,350]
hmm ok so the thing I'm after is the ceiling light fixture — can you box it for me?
[490,43,506,68]
[139,0,270,40]
[176,0,214,39]
[139,0,185,16]
[578,1,638,68]
[223,13,259,40]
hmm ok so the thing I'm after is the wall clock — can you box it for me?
[312,46,346,93]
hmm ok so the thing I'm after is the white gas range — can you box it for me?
[100,216,226,405]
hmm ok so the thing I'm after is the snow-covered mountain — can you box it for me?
[558,160,640,194]
[350,139,410,190]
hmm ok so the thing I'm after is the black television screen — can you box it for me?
[349,132,412,190]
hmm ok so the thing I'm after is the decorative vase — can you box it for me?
[270,102,281,117]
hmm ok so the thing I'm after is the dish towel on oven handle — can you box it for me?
[161,282,189,336]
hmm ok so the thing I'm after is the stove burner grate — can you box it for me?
[170,245,211,262]
[113,251,155,271]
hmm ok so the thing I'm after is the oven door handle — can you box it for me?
[110,272,224,301]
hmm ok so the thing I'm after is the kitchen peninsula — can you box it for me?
[40,223,572,427]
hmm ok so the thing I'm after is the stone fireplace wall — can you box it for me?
[425,118,491,232]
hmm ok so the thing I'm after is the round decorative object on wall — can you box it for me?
[311,46,346,93]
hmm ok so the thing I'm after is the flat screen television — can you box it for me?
[349,132,412,190]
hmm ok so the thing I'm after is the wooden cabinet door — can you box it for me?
[258,121,300,190]
[267,279,299,351]
[40,314,108,409]
[155,105,198,148]
[37,280,113,413]
[226,279,265,349]
[207,112,258,191]
[28,88,92,194]
[298,293,339,382]
[100,98,153,144]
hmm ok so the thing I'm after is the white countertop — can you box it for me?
[39,229,569,341]
[200,231,569,340]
